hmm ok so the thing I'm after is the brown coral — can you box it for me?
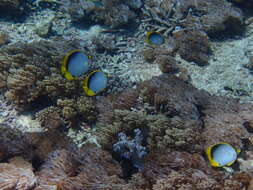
[0,40,77,108]
[96,74,252,155]
[173,29,211,65]
[56,96,98,124]
[146,152,251,190]
[35,144,130,190]
[200,96,252,150]
[25,130,72,161]
[35,149,77,189]
[0,0,20,11]
[35,106,64,129]
[0,157,36,190]
[154,55,179,73]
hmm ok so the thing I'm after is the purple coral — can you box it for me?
[113,128,147,172]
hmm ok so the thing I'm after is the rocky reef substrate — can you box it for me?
[0,74,252,189]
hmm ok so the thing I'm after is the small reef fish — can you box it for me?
[206,143,240,167]
[61,50,90,80]
[83,70,108,96]
[146,31,165,45]
[67,52,89,77]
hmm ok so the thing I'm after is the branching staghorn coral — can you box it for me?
[141,0,185,36]
[141,0,243,35]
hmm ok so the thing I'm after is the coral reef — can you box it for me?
[0,0,253,189]
[35,106,63,129]
[0,32,10,46]
[0,157,36,190]
[173,29,211,65]
[35,144,130,190]
[141,0,243,65]
[0,145,252,190]
[154,54,179,73]
[35,149,78,189]
[0,39,98,126]
[96,74,252,154]
[0,83,253,189]
[177,18,253,104]
[56,96,98,124]
[60,0,142,28]
[0,96,72,161]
